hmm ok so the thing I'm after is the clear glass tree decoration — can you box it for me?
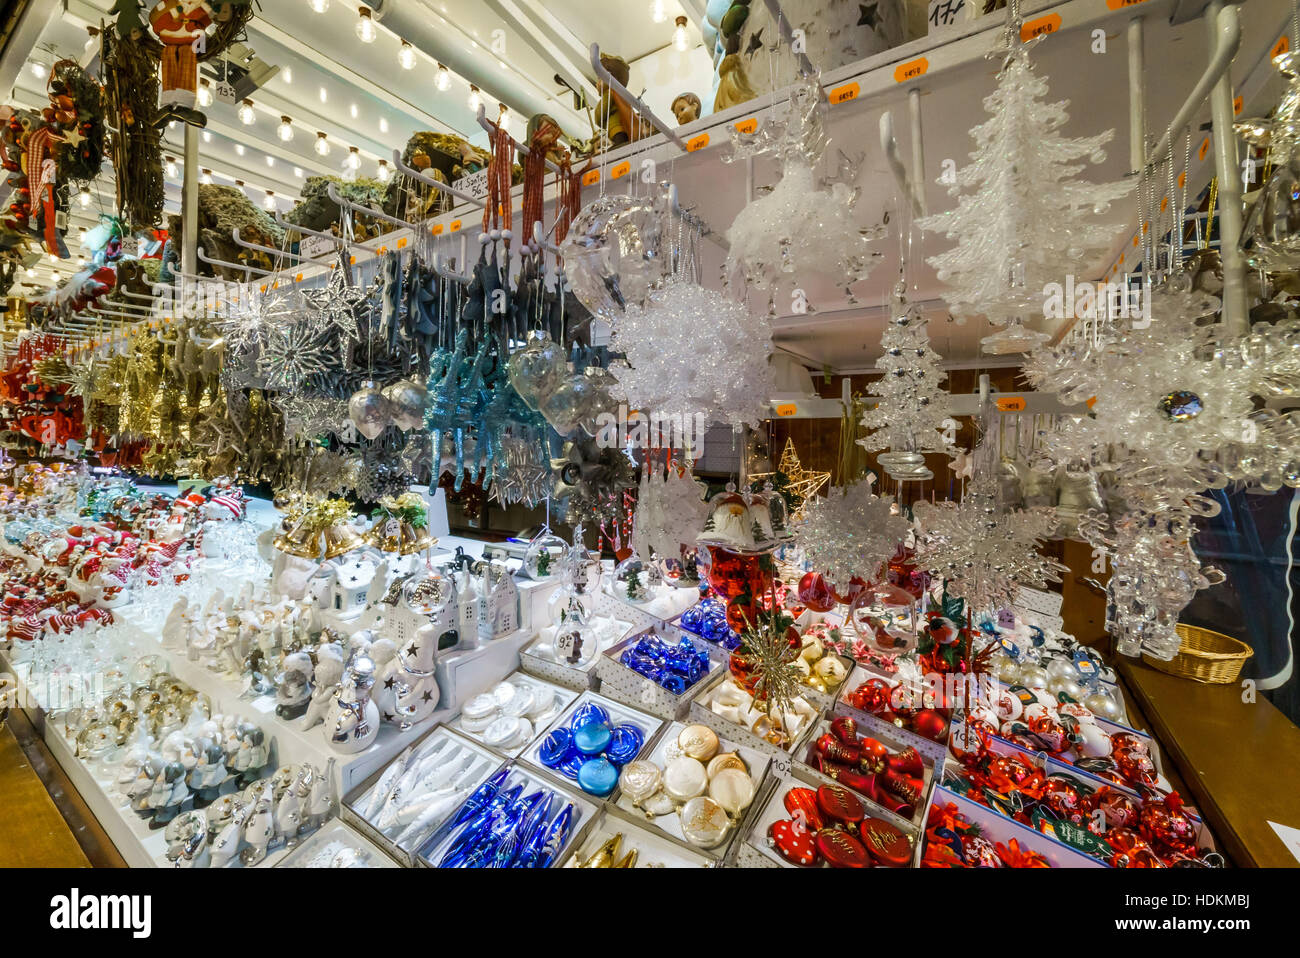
[214,287,296,354]
[630,457,711,563]
[917,0,1131,334]
[722,73,883,305]
[795,476,911,591]
[857,285,960,481]
[911,408,1065,615]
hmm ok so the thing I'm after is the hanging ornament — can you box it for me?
[348,381,391,440]
[610,281,776,428]
[381,376,427,431]
[795,477,910,591]
[916,2,1131,328]
[560,192,670,325]
[273,497,365,560]
[631,461,711,562]
[364,492,436,555]
[723,74,882,298]
[506,328,567,411]
[749,439,831,519]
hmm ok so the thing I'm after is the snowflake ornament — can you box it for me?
[611,281,775,429]
[795,477,911,590]
[258,322,334,392]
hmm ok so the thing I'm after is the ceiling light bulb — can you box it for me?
[263,191,276,210]
[238,99,256,124]
[356,6,377,43]
[435,63,451,91]
[293,166,303,177]
[202,131,211,143]
[344,146,361,171]
[30,61,46,79]
[200,169,213,184]
[468,85,481,111]
[398,40,417,70]
[266,155,275,167]
[308,0,328,13]
[25,268,34,277]
[314,132,330,156]
[650,0,666,23]
[79,187,91,208]
[164,155,178,178]
[673,16,689,51]
[278,115,293,141]
[376,159,391,182]
[282,67,293,83]
[235,143,245,156]
[379,116,388,133]
[350,103,359,119]
[499,110,511,134]
[197,79,213,107]
[319,86,328,103]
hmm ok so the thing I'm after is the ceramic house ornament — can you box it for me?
[477,562,519,640]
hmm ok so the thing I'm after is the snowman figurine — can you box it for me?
[389,623,442,731]
[325,653,380,753]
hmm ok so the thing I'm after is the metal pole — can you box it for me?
[908,88,927,216]
[1128,17,1145,172]
[182,122,199,277]
[1205,0,1247,335]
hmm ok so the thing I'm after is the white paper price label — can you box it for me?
[554,631,576,659]
[299,234,334,261]
[452,168,489,201]
[770,753,793,780]
[214,81,238,105]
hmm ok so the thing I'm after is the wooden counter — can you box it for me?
[1118,658,1300,868]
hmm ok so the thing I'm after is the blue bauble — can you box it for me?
[572,721,612,755]
[569,702,610,730]
[605,724,644,765]
[538,728,575,769]
[576,757,619,796]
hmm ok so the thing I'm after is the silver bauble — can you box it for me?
[382,377,427,431]
[1016,664,1050,689]
[1047,675,1084,701]
[348,382,391,440]
[1084,690,1123,721]
[1045,658,1078,681]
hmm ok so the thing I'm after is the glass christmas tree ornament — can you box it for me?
[613,555,653,603]
[560,192,668,325]
[1239,53,1300,270]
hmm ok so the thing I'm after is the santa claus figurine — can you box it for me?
[149,1,212,120]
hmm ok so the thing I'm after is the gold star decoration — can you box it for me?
[751,438,830,519]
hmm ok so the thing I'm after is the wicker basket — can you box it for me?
[1142,624,1253,684]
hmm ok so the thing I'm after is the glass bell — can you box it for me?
[522,531,567,580]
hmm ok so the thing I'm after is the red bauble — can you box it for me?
[848,678,893,715]
[797,571,837,612]
[912,709,949,742]
[1139,794,1198,857]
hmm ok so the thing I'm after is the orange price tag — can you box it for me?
[1198,137,1210,161]
[1021,14,1061,41]
[432,224,444,235]
[1085,396,1097,409]
[1273,35,1290,60]
[774,403,798,417]
[734,117,758,134]
[1160,196,1168,212]
[1106,0,1149,8]
[377,246,389,254]
[449,220,462,232]
[582,169,601,186]
[397,237,408,249]
[995,397,1027,412]
[1233,95,1243,115]
[686,133,709,152]
[829,81,859,105]
[259,283,267,293]
[611,161,631,180]
[349,255,357,265]
[1177,171,1186,189]
[894,58,928,83]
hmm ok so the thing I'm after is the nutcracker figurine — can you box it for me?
[149,0,212,120]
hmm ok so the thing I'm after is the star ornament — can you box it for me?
[299,263,373,339]
[750,438,830,519]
